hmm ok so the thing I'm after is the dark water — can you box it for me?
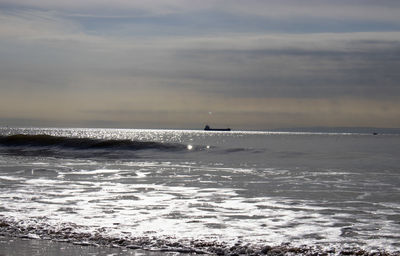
[0,128,399,254]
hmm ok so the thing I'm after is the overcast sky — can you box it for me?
[1,0,400,129]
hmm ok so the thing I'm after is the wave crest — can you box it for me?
[0,134,186,151]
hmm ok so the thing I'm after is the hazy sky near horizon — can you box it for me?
[1,0,400,129]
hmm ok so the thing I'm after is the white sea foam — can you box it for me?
[0,128,399,253]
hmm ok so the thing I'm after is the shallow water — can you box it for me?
[0,235,171,256]
[0,128,399,253]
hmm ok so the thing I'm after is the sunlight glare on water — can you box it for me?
[0,127,400,253]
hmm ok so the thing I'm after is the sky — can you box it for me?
[1,0,400,130]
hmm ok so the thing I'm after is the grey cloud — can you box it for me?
[160,36,400,99]
[2,10,400,101]
[2,0,400,35]
[2,0,400,21]
[1,5,400,129]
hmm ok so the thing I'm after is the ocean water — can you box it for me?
[0,127,399,254]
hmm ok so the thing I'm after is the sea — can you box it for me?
[0,127,399,255]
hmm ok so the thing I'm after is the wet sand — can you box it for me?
[0,235,173,256]
[1,219,400,255]
[1,234,399,256]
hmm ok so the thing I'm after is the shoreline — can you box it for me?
[0,235,173,256]
[1,221,399,256]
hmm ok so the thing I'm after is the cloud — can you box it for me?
[222,0,400,23]
[1,4,400,128]
[2,0,400,21]
[2,0,400,36]
[1,9,400,93]
[1,9,400,98]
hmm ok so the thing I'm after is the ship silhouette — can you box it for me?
[204,125,231,131]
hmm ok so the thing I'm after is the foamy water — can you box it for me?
[0,128,399,254]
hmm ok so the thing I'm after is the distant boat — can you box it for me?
[204,125,231,131]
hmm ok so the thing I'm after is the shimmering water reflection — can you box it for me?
[0,128,399,253]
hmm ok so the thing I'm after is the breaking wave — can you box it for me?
[0,134,186,152]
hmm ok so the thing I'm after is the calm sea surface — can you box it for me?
[0,128,399,253]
